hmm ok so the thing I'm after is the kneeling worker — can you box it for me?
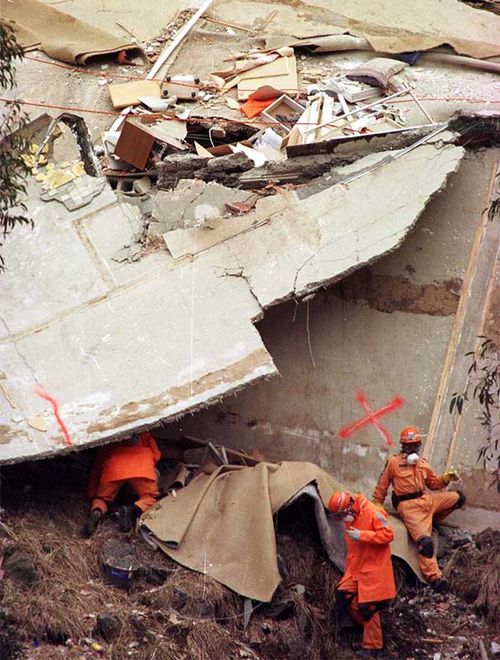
[372,426,465,592]
[329,490,396,658]
[83,431,161,537]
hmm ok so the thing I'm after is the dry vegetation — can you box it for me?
[0,457,498,659]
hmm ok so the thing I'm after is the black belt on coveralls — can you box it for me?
[391,490,423,508]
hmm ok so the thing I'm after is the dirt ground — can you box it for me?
[0,456,498,660]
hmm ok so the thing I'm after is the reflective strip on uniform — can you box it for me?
[375,511,389,527]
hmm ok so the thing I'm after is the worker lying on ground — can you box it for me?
[372,426,465,592]
[83,431,161,538]
[328,490,396,658]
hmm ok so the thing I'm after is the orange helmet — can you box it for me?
[400,426,422,444]
[328,491,352,515]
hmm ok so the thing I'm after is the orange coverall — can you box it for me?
[373,453,461,583]
[87,432,161,514]
[335,493,396,651]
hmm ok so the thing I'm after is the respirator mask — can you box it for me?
[402,442,421,465]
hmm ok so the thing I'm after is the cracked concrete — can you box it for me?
[0,140,463,463]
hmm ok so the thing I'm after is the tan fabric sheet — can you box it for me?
[141,461,424,601]
[1,0,136,64]
[214,0,500,59]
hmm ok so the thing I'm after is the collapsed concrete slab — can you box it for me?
[0,141,463,463]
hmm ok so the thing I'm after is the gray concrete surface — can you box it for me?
[0,141,462,462]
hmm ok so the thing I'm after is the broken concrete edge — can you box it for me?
[0,366,278,467]
[293,152,465,300]
[234,143,466,309]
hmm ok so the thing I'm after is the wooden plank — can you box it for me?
[108,80,161,109]
[148,0,215,80]
[237,56,298,100]
[424,159,499,470]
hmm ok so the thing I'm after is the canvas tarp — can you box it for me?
[214,0,500,59]
[141,461,424,602]
[0,0,136,64]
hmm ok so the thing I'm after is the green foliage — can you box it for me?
[0,21,32,271]
[450,336,500,490]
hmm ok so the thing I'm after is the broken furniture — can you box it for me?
[261,94,304,136]
[114,117,187,170]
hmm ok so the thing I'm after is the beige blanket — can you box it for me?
[1,0,136,64]
[141,461,423,601]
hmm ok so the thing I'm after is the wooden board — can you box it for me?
[108,80,161,109]
[236,56,298,101]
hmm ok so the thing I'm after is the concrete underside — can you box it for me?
[0,139,464,463]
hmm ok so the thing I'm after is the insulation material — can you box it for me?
[141,461,425,602]
[1,0,136,64]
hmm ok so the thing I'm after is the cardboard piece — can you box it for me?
[109,80,162,110]
[235,55,298,101]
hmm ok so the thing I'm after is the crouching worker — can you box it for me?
[83,431,161,538]
[329,491,396,658]
[372,426,466,592]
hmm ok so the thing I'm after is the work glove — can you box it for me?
[346,528,361,541]
[372,500,385,511]
[442,466,460,485]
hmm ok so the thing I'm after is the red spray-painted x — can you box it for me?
[339,391,403,447]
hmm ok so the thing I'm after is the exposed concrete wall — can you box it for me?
[171,150,499,518]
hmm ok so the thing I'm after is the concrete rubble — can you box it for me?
[0,136,463,463]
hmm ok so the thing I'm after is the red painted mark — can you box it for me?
[339,391,403,447]
[35,385,72,446]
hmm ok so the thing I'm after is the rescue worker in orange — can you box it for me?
[328,490,396,658]
[83,431,161,537]
[372,426,465,592]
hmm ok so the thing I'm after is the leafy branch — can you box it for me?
[450,337,500,489]
[0,21,32,271]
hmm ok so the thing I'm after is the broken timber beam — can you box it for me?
[148,0,215,80]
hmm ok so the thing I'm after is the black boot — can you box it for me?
[83,509,102,538]
[431,577,449,593]
[356,649,380,658]
[118,505,140,532]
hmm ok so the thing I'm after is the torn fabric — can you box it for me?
[215,0,500,58]
[1,0,136,64]
[141,461,425,601]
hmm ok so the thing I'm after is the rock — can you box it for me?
[157,152,254,190]
[205,152,253,173]
[95,614,122,643]
[3,547,38,587]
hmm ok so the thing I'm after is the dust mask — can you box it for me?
[343,514,355,522]
[407,453,419,465]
